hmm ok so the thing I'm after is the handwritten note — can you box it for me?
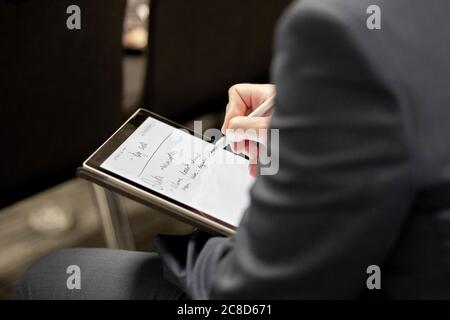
[101,117,254,227]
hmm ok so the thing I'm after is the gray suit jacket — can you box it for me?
[155,0,450,299]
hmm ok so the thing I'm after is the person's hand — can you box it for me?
[221,83,276,176]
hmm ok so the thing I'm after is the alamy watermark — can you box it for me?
[66,265,81,290]
[64,264,380,292]
[139,119,280,176]
[366,5,381,30]
[366,265,381,290]
[66,5,81,30]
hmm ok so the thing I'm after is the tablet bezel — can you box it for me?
[83,108,244,233]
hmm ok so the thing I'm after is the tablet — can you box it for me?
[79,109,255,235]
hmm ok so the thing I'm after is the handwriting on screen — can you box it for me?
[105,117,223,196]
[138,141,219,193]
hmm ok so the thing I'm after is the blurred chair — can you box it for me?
[0,0,127,208]
[142,0,292,123]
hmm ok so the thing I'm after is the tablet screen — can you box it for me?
[100,115,255,227]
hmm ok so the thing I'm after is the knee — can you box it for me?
[12,248,88,300]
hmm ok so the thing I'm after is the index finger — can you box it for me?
[221,84,251,133]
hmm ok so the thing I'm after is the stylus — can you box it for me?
[214,95,276,150]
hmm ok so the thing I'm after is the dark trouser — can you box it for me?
[12,248,185,300]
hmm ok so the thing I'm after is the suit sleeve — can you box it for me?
[159,3,415,299]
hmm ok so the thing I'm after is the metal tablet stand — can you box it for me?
[92,185,136,250]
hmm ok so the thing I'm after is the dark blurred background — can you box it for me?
[0,0,291,299]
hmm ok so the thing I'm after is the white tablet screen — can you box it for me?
[101,116,255,227]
